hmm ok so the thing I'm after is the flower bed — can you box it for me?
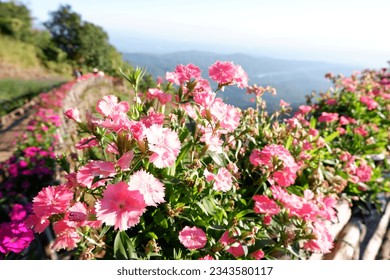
[0,62,389,260]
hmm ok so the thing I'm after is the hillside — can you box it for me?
[123,51,359,111]
[0,35,70,79]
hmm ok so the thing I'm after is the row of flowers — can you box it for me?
[1,62,389,259]
[0,73,100,257]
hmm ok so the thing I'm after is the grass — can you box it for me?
[0,35,41,69]
[0,78,68,116]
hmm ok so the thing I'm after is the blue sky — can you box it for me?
[20,0,390,67]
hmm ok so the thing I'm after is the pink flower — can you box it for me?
[199,125,223,153]
[213,102,241,132]
[326,98,337,105]
[233,64,249,88]
[117,151,134,171]
[303,221,333,254]
[204,167,233,192]
[147,89,172,105]
[147,88,164,100]
[219,230,244,258]
[76,161,116,188]
[360,96,378,110]
[95,182,146,231]
[129,121,147,141]
[209,61,246,87]
[24,213,50,233]
[250,144,299,187]
[178,226,207,250]
[308,128,319,137]
[253,195,280,215]
[128,170,165,207]
[318,112,339,123]
[33,185,73,217]
[75,137,99,150]
[64,108,81,122]
[0,222,34,254]
[146,124,181,168]
[66,202,102,228]
[194,90,216,108]
[175,64,202,84]
[140,111,165,128]
[52,220,80,251]
[355,163,372,182]
[166,64,202,85]
[96,95,129,117]
[251,249,265,260]
[272,169,297,187]
[299,105,312,114]
[280,100,290,107]
[199,254,214,260]
[354,126,368,137]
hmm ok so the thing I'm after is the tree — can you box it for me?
[0,1,32,41]
[44,4,126,75]
[43,5,83,62]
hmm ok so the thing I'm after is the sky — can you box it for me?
[19,0,390,68]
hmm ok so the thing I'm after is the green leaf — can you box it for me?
[153,210,169,228]
[235,209,254,220]
[207,151,225,166]
[196,196,217,216]
[175,141,192,167]
[324,131,339,143]
[146,232,158,240]
[310,117,317,129]
[285,135,293,150]
[114,231,138,260]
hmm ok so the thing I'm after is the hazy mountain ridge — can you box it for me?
[123,51,359,111]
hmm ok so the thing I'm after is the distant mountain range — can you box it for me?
[123,51,360,111]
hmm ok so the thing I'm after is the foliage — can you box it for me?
[43,5,129,76]
[0,1,32,41]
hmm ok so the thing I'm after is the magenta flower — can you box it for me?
[9,204,29,222]
[178,226,207,250]
[0,222,34,254]
[95,182,146,231]
[33,185,73,217]
[146,124,181,168]
[128,170,165,207]
[251,249,265,260]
